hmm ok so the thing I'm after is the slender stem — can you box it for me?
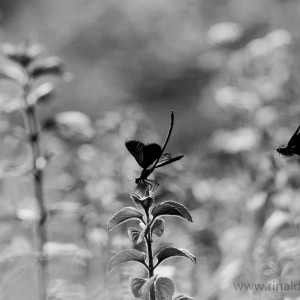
[145,211,155,300]
[22,82,48,300]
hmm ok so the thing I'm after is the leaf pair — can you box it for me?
[2,41,66,81]
[2,41,44,67]
[131,276,174,300]
[128,218,164,245]
[131,276,194,300]
[107,247,196,272]
[107,200,192,231]
[107,200,193,248]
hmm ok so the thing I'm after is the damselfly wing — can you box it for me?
[125,141,162,169]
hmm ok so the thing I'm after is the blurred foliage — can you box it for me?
[1,1,300,300]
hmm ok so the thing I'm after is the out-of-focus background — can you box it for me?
[1,0,300,299]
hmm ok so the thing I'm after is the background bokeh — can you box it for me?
[1,0,300,300]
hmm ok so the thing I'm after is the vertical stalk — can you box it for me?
[145,212,155,300]
[22,81,48,300]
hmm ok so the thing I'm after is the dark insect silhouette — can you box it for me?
[125,111,183,193]
[277,125,300,157]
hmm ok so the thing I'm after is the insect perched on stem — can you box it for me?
[125,111,183,193]
[277,125,300,157]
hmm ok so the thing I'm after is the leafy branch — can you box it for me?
[107,113,195,300]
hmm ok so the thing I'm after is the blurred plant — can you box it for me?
[199,24,300,299]
[0,40,66,300]
[107,112,195,300]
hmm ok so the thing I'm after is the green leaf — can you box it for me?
[3,97,24,113]
[128,227,141,244]
[107,249,146,272]
[163,201,192,222]
[131,193,154,211]
[131,276,157,298]
[52,111,95,141]
[0,65,26,85]
[56,111,92,128]
[29,56,65,78]
[2,42,44,67]
[131,278,146,298]
[156,247,196,267]
[151,202,191,222]
[28,83,55,106]
[108,207,144,231]
[151,218,165,237]
[131,194,145,209]
[155,277,174,300]
[173,295,194,300]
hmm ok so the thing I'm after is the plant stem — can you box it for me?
[23,82,48,300]
[145,212,155,300]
